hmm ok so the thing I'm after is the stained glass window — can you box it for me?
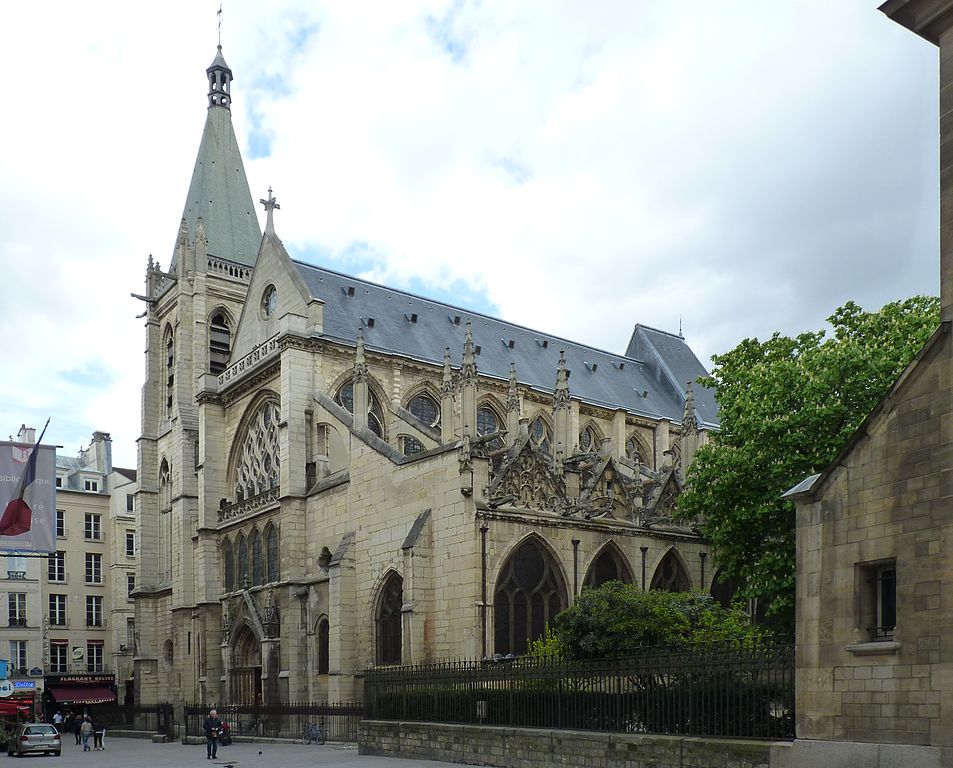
[234,399,281,501]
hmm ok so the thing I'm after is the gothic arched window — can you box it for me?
[164,325,174,419]
[251,530,264,586]
[494,538,567,656]
[579,425,599,453]
[375,572,403,665]
[584,544,633,590]
[651,549,691,592]
[625,433,653,469]
[317,615,330,675]
[335,382,385,439]
[234,399,281,501]
[222,538,234,591]
[266,525,279,583]
[530,416,552,455]
[476,405,503,450]
[400,435,425,456]
[407,393,439,428]
[209,311,231,375]
[158,460,171,581]
[236,534,248,588]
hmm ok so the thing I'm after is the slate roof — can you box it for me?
[294,260,719,428]
[171,50,261,269]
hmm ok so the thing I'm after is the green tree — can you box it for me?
[536,581,761,660]
[677,296,940,635]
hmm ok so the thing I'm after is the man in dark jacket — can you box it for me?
[202,709,223,760]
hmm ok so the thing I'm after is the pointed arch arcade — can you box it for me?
[494,536,568,656]
[650,548,692,592]
[583,542,634,590]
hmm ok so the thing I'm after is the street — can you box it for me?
[2,737,467,768]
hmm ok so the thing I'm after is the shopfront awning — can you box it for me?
[0,700,32,716]
[48,686,116,705]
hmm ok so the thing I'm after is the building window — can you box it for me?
[49,641,68,673]
[530,416,552,454]
[400,435,425,456]
[86,595,104,627]
[6,554,26,580]
[84,513,102,541]
[494,537,567,656]
[86,641,104,672]
[476,405,503,450]
[650,550,692,592]
[55,509,65,537]
[222,540,234,591]
[55,476,63,488]
[234,399,281,501]
[209,311,231,374]
[375,572,403,666]
[125,530,136,558]
[84,479,99,492]
[49,594,67,626]
[164,325,175,418]
[266,526,279,583]
[126,495,135,514]
[127,573,136,599]
[126,618,136,651]
[317,616,330,675]
[625,433,653,468]
[251,530,264,586]
[407,393,439,428]
[8,593,27,627]
[237,535,248,588]
[9,640,27,675]
[335,383,385,439]
[48,551,66,582]
[859,560,897,641]
[85,553,102,584]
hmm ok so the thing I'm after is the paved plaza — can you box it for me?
[2,737,463,768]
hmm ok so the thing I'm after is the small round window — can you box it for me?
[261,285,277,318]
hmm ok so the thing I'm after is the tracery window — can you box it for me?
[209,311,231,374]
[236,534,248,588]
[651,550,691,592]
[266,525,279,583]
[476,405,503,450]
[530,416,552,455]
[400,435,425,456]
[579,425,598,453]
[625,433,653,468]
[222,539,234,591]
[584,544,633,589]
[376,572,403,665]
[251,529,264,586]
[164,325,174,419]
[407,393,439,428]
[335,383,385,438]
[234,399,281,501]
[494,538,567,656]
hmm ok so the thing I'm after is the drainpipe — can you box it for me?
[480,524,489,659]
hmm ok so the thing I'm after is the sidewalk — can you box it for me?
[44,736,468,768]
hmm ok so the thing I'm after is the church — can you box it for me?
[131,43,720,707]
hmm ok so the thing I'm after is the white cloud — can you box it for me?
[0,0,939,467]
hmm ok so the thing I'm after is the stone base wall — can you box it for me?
[773,739,953,768]
[359,720,777,768]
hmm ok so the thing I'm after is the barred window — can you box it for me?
[234,399,281,501]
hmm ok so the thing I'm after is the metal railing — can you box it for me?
[184,702,363,743]
[364,643,795,739]
[92,703,175,735]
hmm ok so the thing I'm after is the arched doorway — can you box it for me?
[494,537,567,656]
[230,625,262,705]
[583,543,634,589]
[650,549,692,592]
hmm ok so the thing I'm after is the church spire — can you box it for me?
[207,44,233,110]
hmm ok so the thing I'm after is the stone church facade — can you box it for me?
[132,45,720,707]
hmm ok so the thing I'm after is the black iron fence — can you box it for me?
[90,703,175,735]
[364,643,795,739]
[184,702,363,742]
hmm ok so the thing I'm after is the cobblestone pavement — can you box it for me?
[3,737,465,768]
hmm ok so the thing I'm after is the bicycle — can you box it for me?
[304,721,326,745]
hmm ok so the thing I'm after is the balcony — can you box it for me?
[8,618,27,628]
[6,570,27,580]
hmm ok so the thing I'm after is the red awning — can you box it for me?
[48,686,116,705]
[0,700,32,716]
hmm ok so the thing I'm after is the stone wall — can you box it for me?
[359,720,776,768]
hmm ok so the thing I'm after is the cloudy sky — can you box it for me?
[0,1,940,468]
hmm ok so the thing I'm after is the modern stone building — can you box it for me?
[783,1,953,765]
[131,43,722,708]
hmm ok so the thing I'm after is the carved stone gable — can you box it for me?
[578,456,642,521]
[487,439,566,513]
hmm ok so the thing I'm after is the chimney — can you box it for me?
[16,425,35,445]
[91,431,113,475]
[880,0,953,320]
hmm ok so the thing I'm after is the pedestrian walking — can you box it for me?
[203,708,223,760]
[80,716,93,751]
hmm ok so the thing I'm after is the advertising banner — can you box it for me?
[0,438,56,554]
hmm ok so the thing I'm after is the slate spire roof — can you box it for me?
[171,46,261,270]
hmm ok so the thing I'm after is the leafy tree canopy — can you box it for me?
[534,581,761,659]
[676,296,940,635]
